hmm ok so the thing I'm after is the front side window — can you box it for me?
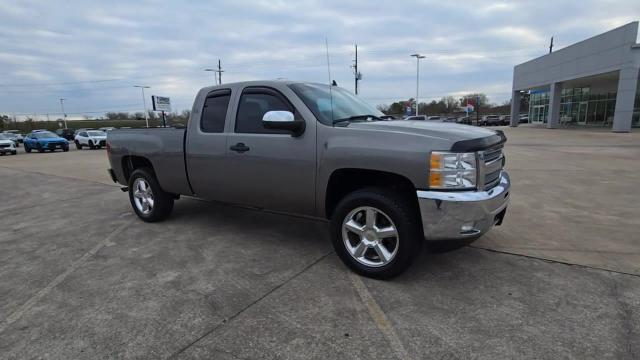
[201,90,231,133]
[235,89,293,134]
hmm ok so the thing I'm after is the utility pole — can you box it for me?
[204,60,224,85]
[410,54,425,116]
[59,98,67,128]
[217,59,224,85]
[549,36,554,53]
[351,44,361,95]
[134,85,150,128]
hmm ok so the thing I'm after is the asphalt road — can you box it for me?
[1,126,639,359]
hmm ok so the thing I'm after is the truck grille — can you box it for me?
[479,145,504,190]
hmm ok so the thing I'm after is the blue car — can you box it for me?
[24,131,69,153]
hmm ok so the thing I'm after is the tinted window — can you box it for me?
[80,132,87,137]
[201,91,231,133]
[235,90,292,134]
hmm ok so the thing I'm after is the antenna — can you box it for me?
[325,37,334,122]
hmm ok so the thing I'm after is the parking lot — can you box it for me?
[1,125,639,359]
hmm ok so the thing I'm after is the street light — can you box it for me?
[59,98,68,129]
[410,54,426,116]
[134,85,150,128]
[204,68,217,85]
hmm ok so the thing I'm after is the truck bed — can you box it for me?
[107,128,192,195]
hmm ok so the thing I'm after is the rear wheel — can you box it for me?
[128,168,174,222]
[25,144,31,153]
[330,187,423,279]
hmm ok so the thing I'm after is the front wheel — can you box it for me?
[330,188,423,279]
[75,140,82,150]
[37,144,44,153]
[128,168,174,222]
[25,145,31,153]
[88,140,95,149]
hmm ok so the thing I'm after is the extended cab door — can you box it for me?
[220,85,317,216]
[185,88,235,199]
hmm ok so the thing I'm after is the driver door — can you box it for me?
[219,86,317,216]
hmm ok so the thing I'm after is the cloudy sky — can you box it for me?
[1,0,638,119]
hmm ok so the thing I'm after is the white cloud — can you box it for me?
[0,0,638,115]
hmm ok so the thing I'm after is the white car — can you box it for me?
[0,133,17,155]
[74,130,107,149]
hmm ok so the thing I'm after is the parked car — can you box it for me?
[3,130,23,144]
[0,133,18,155]
[442,117,458,123]
[480,115,501,126]
[23,131,69,153]
[55,128,76,140]
[99,127,115,132]
[519,114,529,123]
[74,130,107,149]
[456,116,471,125]
[499,115,511,125]
[107,81,510,279]
[2,132,21,146]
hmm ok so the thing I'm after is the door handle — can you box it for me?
[230,142,250,153]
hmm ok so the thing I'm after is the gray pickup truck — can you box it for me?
[107,81,510,278]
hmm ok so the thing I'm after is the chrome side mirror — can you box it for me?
[262,111,305,136]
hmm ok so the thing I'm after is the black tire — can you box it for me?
[63,146,69,152]
[128,167,174,222]
[330,187,423,279]
[37,144,44,153]
[11,150,17,155]
[25,145,31,153]
[88,140,95,150]
[75,141,82,150]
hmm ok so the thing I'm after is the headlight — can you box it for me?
[429,151,477,189]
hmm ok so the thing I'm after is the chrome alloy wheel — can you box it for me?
[342,206,399,267]
[133,178,154,215]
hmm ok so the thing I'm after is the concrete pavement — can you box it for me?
[1,126,639,359]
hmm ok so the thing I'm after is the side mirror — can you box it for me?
[262,111,305,137]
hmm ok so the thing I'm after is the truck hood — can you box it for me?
[345,120,505,151]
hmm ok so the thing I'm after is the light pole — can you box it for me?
[59,98,67,128]
[134,85,150,128]
[204,68,217,85]
[410,54,425,116]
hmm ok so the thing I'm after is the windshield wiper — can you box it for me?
[332,114,383,125]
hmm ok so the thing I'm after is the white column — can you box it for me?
[547,82,562,129]
[612,67,639,133]
[510,90,521,127]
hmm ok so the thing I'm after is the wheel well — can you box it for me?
[121,156,154,182]
[324,168,418,219]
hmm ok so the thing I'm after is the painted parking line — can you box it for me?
[348,272,412,360]
[0,219,133,334]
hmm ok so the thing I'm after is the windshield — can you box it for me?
[88,131,105,136]
[0,134,10,140]
[289,83,383,126]
[33,132,58,139]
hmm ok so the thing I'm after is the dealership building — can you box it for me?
[510,21,640,132]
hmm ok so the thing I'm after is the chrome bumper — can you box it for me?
[416,171,510,241]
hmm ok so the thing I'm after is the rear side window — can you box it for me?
[201,90,231,133]
[235,88,293,134]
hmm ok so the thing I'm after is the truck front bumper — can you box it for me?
[416,171,510,241]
